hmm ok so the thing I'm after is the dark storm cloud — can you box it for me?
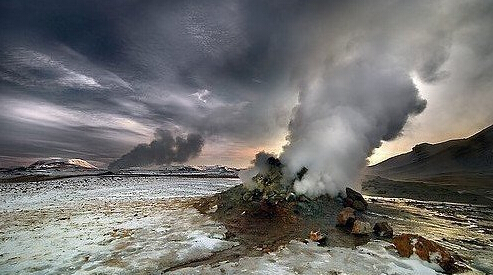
[0,0,492,169]
[108,129,204,171]
[0,0,124,62]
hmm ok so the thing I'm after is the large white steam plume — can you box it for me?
[281,56,425,197]
[238,1,463,197]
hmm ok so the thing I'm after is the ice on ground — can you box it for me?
[0,176,240,274]
[0,176,240,211]
[0,200,237,274]
[171,240,446,275]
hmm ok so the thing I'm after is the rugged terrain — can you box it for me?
[368,124,493,178]
[365,125,493,205]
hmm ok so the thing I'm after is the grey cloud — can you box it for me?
[0,48,101,89]
[0,0,492,171]
[108,129,204,171]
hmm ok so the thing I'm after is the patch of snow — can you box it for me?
[170,240,442,275]
[176,230,233,261]
[429,251,442,263]
[0,202,238,274]
[411,238,418,246]
[0,177,239,274]
[408,254,445,273]
[67,158,98,169]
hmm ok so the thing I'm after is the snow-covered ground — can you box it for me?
[171,240,444,275]
[0,176,489,274]
[0,176,239,274]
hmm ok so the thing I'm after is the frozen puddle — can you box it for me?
[0,199,237,274]
[171,240,445,275]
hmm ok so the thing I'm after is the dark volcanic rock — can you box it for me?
[296,167,308,181]
[343,197,354,208]
[246,157,287,203]
[345,188,368,211]
[352,200,366,211]
[373,222,393,238]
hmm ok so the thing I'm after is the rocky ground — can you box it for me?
[194,185,371,252]
[191,183,475,274]
[362,175,493,205]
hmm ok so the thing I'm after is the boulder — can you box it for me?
[285,192,296,202]
[343,197,354,208]
[373,222,393,237]
[336,207,355,227]
[345,188,368,211]
[309,231,328,246]
[393,234,468,274]
[351,220,373,235]
[352,200,366,211]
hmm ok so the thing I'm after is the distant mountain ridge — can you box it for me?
[28,158,98,170]
[0,161,239,183]
[117,164,240,177]
[369,124,493,179]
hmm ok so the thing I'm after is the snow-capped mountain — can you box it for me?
[28,158,98,170]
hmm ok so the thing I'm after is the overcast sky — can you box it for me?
[0,0,492,168]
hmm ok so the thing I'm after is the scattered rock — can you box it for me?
[351,220,373,235]
[343,197,354,208]
[373,222,393,238]
[298,194,310,202]
[251,157,284,195]
[393,234,469,274]
[352,200,366,211]
[309,231,321,241]
[225,231,236,239]
[285,192,296,202]
[205,204,218,214]
[111,228,133,238]
[308,231,328,246]
[345,188,368,211]
[336,207,355,227]
[244,157,310,207]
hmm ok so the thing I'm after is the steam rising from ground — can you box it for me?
[281,59,426,197]
[240,1,459,197]
[108,129,204,171]
[238,151,277,190]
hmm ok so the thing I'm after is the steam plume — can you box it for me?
[239,151,277,190]
[242,1,447,197]
[108,129,204,171]
[281,58,426,197]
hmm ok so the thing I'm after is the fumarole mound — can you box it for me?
[194,157,372,253]
[193,156,469,274]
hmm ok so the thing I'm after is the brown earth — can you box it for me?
[393,234,469,274]
[193,185,372,255]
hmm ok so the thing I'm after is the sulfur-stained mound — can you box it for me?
[194,157,371,256]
